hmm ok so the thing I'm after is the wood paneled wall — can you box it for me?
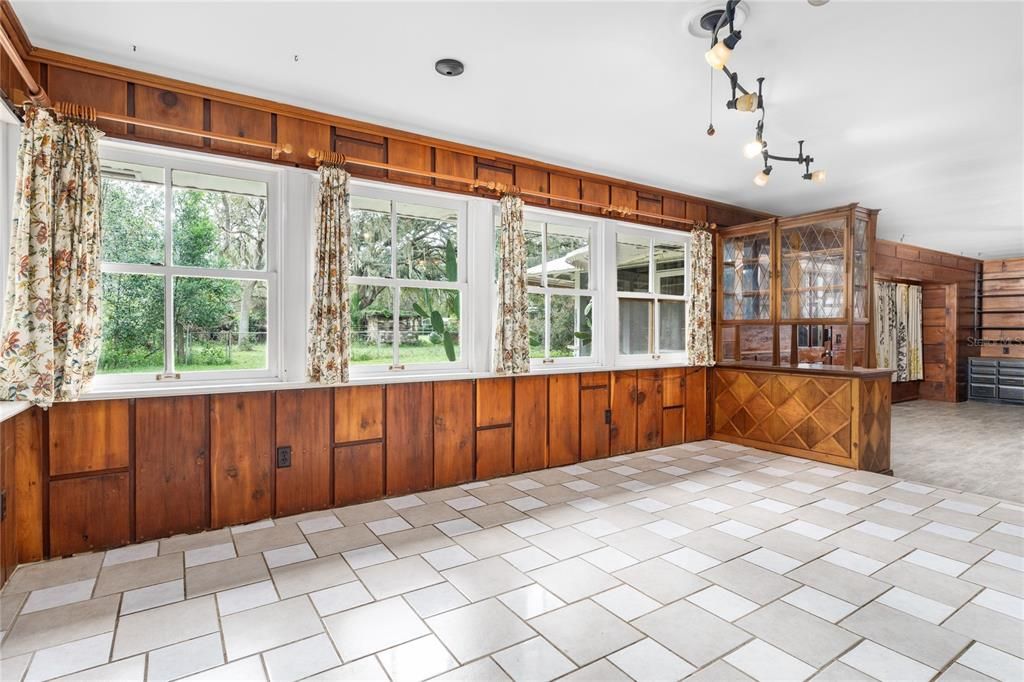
[2,367,709,567]
[0,45,769,231]
[874,239,982,402]
[980,258,1024,359]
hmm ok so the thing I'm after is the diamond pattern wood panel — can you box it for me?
[858,377,892,473]
[714,369,853,461]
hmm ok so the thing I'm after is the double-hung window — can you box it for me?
[496,211,597,365]
[97,149,278,383]
[349,185,467,373]
[615,224,689,363]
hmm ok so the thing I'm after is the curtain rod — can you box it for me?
[0,24,49,107]
[307,148,705,229]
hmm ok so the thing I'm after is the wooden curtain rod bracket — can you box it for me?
[601,205,632,218]
[307,148,346,167]
[270,143,293,160]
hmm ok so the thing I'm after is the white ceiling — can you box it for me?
[15,0,1024,258]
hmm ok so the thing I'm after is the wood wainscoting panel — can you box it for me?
[133,85,204,148]
[49,473,131,557]
[580,384,610,461]
[610,371,638,455]
[48,400,130,476]
[334,385,384,444]
[637,370,663,451]
[210,392,273,529]
[385,383,434,495]
[514,376,548,473]
[1,419,15,585]
[476,426,513,480]
[433,381,475,487]
[14,408,43,563]
[135,396,209,541]
[335,443,384,506]
[684,367,708,442]
[275,389,332,516]
[548,373,580,466]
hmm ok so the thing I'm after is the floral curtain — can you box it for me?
[0,106,103,406]
[686,223,715,366]
[874,280,922,382]
[306,165,351,384]
[493,193,529,375]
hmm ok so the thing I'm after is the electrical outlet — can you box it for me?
[276,446,292,468]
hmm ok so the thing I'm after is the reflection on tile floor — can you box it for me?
[1,440,1023,681]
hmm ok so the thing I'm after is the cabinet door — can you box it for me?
[662,406,685,446]
[386,383,434,495]
[50,473,131,556]
[210,392,272,528]
[514,376,547,472]
[637,370,663,451]
[48,400,130,475]
[580,386,610,461]
[610,371,638,455]
[335,385,384,444]
[476,427,513,479]
[135,396,209,541]
[335,443,384,505]
[663,368,686,408]
[434,381,475,487]
[548,374,580,466]
[275,389,332,516]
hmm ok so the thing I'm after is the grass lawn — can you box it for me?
[99,345,267,375]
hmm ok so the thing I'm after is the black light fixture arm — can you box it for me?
[705,1,824,184]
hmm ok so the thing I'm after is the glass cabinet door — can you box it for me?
[852,215,869,321]
[721,229,772,321]
[780,216,847,320]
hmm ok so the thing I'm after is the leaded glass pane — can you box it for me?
[721,231,771,320]
[780,218,846,319]
[853,216,868,319]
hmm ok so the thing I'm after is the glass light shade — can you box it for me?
[705,42,731,70]
[753,171,770,187]
[735,93,759,112]
[811,170,827,184]
[743,140,763,159]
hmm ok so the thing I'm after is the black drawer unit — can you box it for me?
[969,358,1024,405]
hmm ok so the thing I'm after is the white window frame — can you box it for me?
[92,144,282,388]
[348,181,470,377]
[609,221,691,366]
[494,206,602,368]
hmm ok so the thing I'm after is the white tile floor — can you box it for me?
[1,440,1023,681]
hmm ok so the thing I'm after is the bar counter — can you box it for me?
[712,362,892,473]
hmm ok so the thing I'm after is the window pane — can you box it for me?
[617,235,649,292]
[619,298,652,355]
[658,300,686,352]
[546,223,590,289]
[350,285,393,365]
[99,273,165,374]
[528,293,545,359]
[398,287,461,364]
[396,202,458,282]
[551,294,593,358]
[173,277,267,372]
[524,220,544,287]
[100,162,165,265]
[654,242,686,295]
[351,196,392,278]
[172,170,268,270]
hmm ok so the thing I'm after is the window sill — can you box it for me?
[81,360,704,400]
[0,401,33,423]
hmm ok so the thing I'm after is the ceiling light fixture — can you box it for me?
[702,1,825,185]
[435,58,465,77]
